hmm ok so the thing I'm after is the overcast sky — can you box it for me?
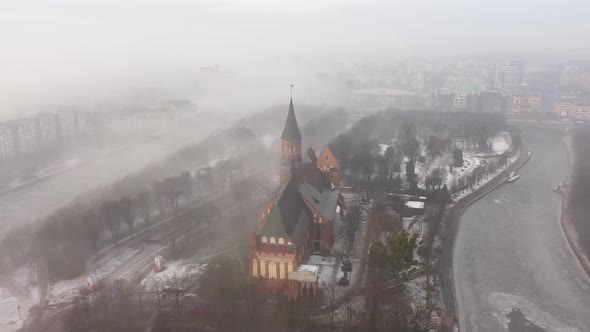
[1,0,589,116]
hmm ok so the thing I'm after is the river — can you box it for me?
[454,125,590,332]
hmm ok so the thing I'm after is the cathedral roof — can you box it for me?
[257,174,311,246]
[280,98,302,141]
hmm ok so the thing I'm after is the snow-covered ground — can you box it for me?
[452,153,518,201]
[491,132,510,154]
[0,264,40,332]
[48,248,140,306]
[140,260,206,292]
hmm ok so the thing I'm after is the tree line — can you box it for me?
[329,110,507,197]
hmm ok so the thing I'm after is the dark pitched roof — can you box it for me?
[294,162,332,190]
[258,175,311,246]
[299,182,339,222]
[280,98,302,141]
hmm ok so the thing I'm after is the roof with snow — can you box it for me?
[299,182,339,222]
[280,98,302,141]
[288,264,319,282]
[405,201,425,209]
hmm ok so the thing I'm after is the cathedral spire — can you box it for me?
[280,97,302,141]
[280,91,302,184]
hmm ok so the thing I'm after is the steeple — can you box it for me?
[280,96,302,184]
[280,98,302,141]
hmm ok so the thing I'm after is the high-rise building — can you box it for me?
[494,57,524,91]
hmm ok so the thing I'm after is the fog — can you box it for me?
[2,2,590,331]
[2,0,590,116]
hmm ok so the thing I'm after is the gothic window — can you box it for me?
[278,237,284,244]
[288,261,293,273]
[260,259,266,277]
[269,262,277,279]
[270,237,276,244]
[279,262,285,279]
[252,259,258,277]
[261,236,267,243]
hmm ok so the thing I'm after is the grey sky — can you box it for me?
[1,0,589,115]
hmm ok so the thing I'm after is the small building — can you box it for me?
[287,265,318,304]
[403,200,425,217]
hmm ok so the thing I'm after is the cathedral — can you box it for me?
[248,98,344,303]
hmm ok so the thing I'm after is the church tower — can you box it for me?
[280,98,302,183]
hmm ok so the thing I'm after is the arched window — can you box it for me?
[261,236,267,243]
[278,237,284,244]
[288,261,293,273]
[260,260,266,277]
[270,237,276,244]
[252,259,258,277]
[269,262,277,279]
[279,262,285,279]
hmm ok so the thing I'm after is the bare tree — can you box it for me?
[113,278,133,314]
[151,276,162,313]
[164,272,195,315]
[153,181,168,216]
[136,276,146,315]
[82,209,101,250]
[135,189,153,228]
[339,302,357,332]
[323,280,337,331]
[119,196,136,238]
[101,200,121,241]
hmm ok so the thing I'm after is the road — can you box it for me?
[453,125,590,331]
[0,115,222,237]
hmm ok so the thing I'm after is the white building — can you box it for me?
[10,119,38,153]
[453,92,467,110]
[55,110,77,137]
[0,125,15,160]
[36,114,58,143]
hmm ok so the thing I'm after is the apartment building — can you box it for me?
[0,125,15,160]
[9,119,38,153]
[512,94,541,113]
[36,114,58,143]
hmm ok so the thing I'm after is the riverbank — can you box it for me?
[560,134,590,279]
[439,140,531,332]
